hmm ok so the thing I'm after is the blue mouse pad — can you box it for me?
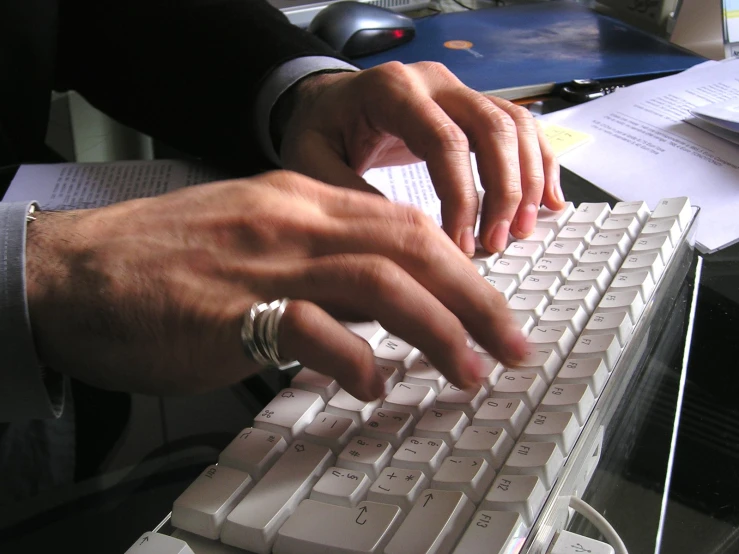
[355,2,705,97]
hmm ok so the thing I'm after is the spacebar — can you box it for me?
[274,499,403,554]
[220,441,333,554]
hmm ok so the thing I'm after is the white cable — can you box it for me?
[568,495,629,554]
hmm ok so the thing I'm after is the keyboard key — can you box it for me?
[309,467,371,508]
[538,303,589,335]
[435,383,488,420]
[254,388,325,443]
[537,202,575,230]
[414,408,470,444]
[432,456,496,504]
[404,358,448,393]
[520,226,555,247]
[578,247,622,274]
[374,337,421,371]
[484,275,518,300]
[481,474,547,525]
[556,223,596,243]
[527,326,577,359]
[501,441,564,489]
[344,321,388,350]
[589,230,632,257]
[478,358,507,391]
[392,436,449,478]
[221,441,334,554]
[600,214,641,240]
[518,274,562,302]
[384,489,475,554]
[375,363,402,395]
[553,284,601,313]
[612,200,650,224]
[452,511,525,554]
[471,250,501,275]
[532,256,574,280]
[556,357,609,394]
[327,389,381,426]
[512,312,536,336]
[540,383,596,425]
[640,217,681,247]
[171,465,254,540]
[631,234,673,264]
[508,293,549,320]
[303,412,359,454]
[159,531,242,554]
[583,311,634,346]
[619,251,665,281]
[383,382,436,421]
[651,196,692,230]
[274,499,402,554]
[522,411,580,455]
[473,398,531,439]
[362,408,414,449]
[570,333,621,371]
[452,426,515,469]
[491,372,547,411]
[513,347,563,384]
[545,240,585,261]
[566,264,613,295]
[568,202,611,226]
[218,427,287,480]
[609,270,655,302]
[337,436,394,481]
[503,241,544,264]
[290,368,340,403]
[125,533,194,554]
[597,290,645,324]
[489,258,532,284]
[368,467,429,513]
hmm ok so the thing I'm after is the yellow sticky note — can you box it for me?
[540,122,592,157]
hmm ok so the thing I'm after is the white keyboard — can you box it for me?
[126,197,698,554]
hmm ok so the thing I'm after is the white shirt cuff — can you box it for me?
[0,201,64,421]
[255,56,358,166]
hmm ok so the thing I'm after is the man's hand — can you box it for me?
[279,62,565,255]
[25,172,525,401]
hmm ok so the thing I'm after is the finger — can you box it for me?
[535,121,566,210]
[485,96,547,239]
[359,64,479,255]
[431,89,525,252]
[271,255,485,390]
[277,300,385,401]
[320,218,527,367]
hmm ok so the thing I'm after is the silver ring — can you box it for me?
[241,298,297,370]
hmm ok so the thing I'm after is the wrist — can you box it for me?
[270,70,353,160]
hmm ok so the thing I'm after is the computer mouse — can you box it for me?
[308,1,415,58]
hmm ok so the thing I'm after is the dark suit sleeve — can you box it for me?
[54,0,343,171]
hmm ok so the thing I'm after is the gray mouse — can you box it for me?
[308,1,415,58]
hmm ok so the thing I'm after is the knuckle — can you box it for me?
[433,123,469,153]
[351,255,400,296]
[507,104,534,122]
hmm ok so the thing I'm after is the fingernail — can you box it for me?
[460,227,475,257]
[555,182,565,203]
[460,348,483,388]
[516,203,538,236]
[489,220,510,253]
[370,374,385,399]
[504,324,528,363]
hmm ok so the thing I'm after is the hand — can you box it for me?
[278,62,565,255]
[26,171,525,400]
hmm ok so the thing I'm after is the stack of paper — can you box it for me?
[688,98,739,146]
[539,58,739,254]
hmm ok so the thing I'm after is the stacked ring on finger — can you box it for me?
[241,298,298,370]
